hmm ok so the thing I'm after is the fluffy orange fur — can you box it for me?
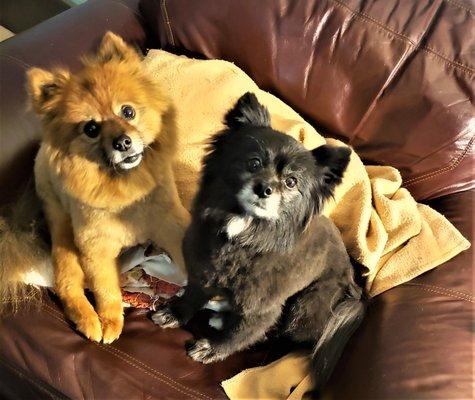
[27,32,190,343]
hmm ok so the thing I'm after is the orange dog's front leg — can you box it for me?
[153,171,191,272]
[154,203,190,272]
[50,217,103,342]
[80,246,124,344]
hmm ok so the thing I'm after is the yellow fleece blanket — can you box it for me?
[143,50,470,399]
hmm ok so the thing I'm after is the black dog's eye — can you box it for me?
[285,177,297,188]
[247,158,262,172]
[83,120,101,138]
[121,105,135,120]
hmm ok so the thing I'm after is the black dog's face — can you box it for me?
[218,130,319,221]
[200,92,351,231]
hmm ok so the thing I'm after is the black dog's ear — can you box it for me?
[224,92,271,129]
[312,145,351,188]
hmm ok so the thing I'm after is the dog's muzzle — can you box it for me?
[237,183,281,220]
[107,139,144,171]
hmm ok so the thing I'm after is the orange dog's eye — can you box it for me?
[83,120,101,138]
[121,105,135,120]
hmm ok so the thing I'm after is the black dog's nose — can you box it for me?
[112,134,132,152]
[254,183,273,198]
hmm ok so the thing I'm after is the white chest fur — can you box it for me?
[225,216,253,238]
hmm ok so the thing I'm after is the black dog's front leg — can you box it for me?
[186,306,281,364]
[152,283,209,328]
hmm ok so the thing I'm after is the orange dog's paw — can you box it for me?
[100,315,124,344]
[75,311,103,342]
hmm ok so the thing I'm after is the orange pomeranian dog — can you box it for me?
[0,32,190,343]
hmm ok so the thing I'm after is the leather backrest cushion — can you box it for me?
[141,0,474,200]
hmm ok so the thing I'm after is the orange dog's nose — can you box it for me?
[113,134,132,152]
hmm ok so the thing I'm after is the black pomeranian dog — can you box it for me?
[153,92,364,390]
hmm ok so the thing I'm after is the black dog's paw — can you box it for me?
[186,339,226,364]
[151,306,180,328]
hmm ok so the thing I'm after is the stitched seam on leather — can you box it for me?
[403,282,474,303]
[330,0,415,43]
[406,282,474,302]
[327,0,474,189]
[160,0,176,46]
[93,345,204,399]
[403,134,474,186]
[443,0,475,14]
[0,357,63,400]
[40,306,202,399]
[41,303,211,400]
[103,346,213,400]
[421,45,475,74]
[329,0,475,74]
[0,53,32,69]
[350,3,441,144]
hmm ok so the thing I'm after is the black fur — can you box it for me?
[153,93,364,391]
[224,92,271,129]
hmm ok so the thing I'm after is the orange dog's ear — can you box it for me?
[96,31,141,64]
[26,67,70,115]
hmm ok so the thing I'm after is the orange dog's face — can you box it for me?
[28,32,169,173]
[27,33,175,209]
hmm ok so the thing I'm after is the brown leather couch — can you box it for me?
[0,1,473,399]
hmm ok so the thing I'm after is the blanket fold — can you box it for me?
[143,50,469,399]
